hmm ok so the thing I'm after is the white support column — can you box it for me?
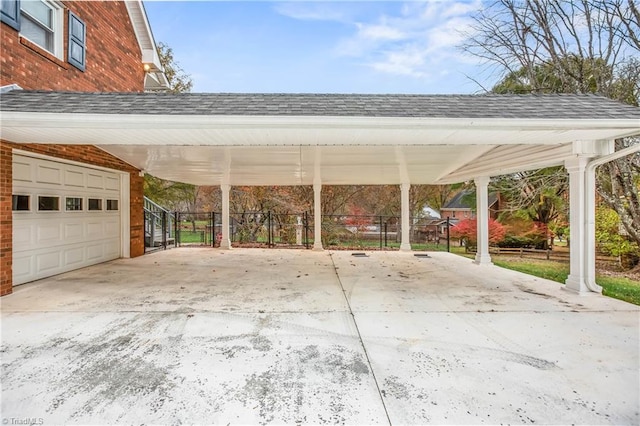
[220,184,232,249]
[474,176,492,265]
[585,163,602,293]
[313,182,323,251]
[400,183,411,252]
[564,157,589,293]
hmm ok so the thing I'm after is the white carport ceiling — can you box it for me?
[1,92,639,185]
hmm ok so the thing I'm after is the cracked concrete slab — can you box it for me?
[1,248,638,424]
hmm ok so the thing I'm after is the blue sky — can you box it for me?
[144,1,493,94]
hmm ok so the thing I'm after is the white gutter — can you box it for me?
[585,143,640,292]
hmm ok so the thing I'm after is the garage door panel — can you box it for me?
[13,223,33,249]
[87,173,104,189]
[65,169,85,187]
[87,244,104,261]
[13,161,32,182]
[12,154,122,286]
[37,251,62,273]
[37,223,63,244]
[87,222,104,238]
[64,222,84,239]
[12,255,32,281]
[105,176,119,191]
[36,164,62,185]
[104,220,119,236]
[64,247,85,267]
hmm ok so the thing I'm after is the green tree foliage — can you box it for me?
[596,207,639,268]
[157,41,193,94]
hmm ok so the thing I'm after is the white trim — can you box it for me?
[120,172,130,258]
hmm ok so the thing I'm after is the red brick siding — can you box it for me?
[0,143,13,296]
[0,141,145,295]
[0,1,145,92]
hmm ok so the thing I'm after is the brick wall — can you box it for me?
[0,1,145,92]
[0,143,13,296]
[0,141,145,296]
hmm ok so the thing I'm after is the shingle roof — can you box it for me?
[1,91,639,119]
[442,190,499,209]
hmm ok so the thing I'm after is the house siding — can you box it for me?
[0,1,145,92]
[0,1,147,295]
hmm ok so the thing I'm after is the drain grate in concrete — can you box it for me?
[351,252,369,257]
[414,253,431,258]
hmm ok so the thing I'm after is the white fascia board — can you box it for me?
[3,111,640,130]
[2,112,639,144]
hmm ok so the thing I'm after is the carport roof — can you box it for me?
[1,91,639,186]
[1,91,639,119]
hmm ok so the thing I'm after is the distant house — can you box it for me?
[440,190,502,222]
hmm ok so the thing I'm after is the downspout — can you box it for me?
[585,144,640,292]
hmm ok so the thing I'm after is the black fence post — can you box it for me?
[384,221,388,247]
[446,216,450,253]
[304,211,310,249]
[267,211,272,247]
[379,215,383,249]
[174,212,179,247]
[162,210,167,249]
[211,212,216,247]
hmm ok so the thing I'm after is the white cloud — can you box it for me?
[358,23,406,41]
[345,1,482,78]
[274,0,482,80]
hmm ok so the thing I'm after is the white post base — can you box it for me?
[473,253,493,265]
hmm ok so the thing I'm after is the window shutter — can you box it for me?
[0,0,20,31]
[67,10,85,71]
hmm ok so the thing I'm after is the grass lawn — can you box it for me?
[491,257,640,306]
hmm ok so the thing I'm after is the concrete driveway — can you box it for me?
[1,249,638,425]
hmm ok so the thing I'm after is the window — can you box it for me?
[106,199,119,211]
[88,198,102,211]
[20,0,62,57]
[65,197,82,211]
[12,194,29,211]
[38,196,59,211]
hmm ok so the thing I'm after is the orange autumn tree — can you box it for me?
[450,218,506,246]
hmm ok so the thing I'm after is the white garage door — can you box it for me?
[12,154,122,285]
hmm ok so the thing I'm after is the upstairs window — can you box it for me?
[20,0,62,57]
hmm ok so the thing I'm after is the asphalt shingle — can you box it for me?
[1,91,639,119]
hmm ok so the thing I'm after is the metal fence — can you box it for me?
[149,210,451,251]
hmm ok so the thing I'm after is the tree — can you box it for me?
[596,207,639,268]
[157,41,193,93]
[450,218,506,246]
[462,0,640,249]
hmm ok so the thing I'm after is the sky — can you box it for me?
[144,1,496,94]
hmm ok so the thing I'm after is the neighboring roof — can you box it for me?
[1,91,639,119]
[442,190,498,210]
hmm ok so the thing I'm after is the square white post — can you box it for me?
[474,176,492,265]
[220,184,232,249]
[564,157,589,293]
[313,182,323,251]
[400,183,411,252]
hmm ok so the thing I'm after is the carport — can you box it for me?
[2,91,639,294]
